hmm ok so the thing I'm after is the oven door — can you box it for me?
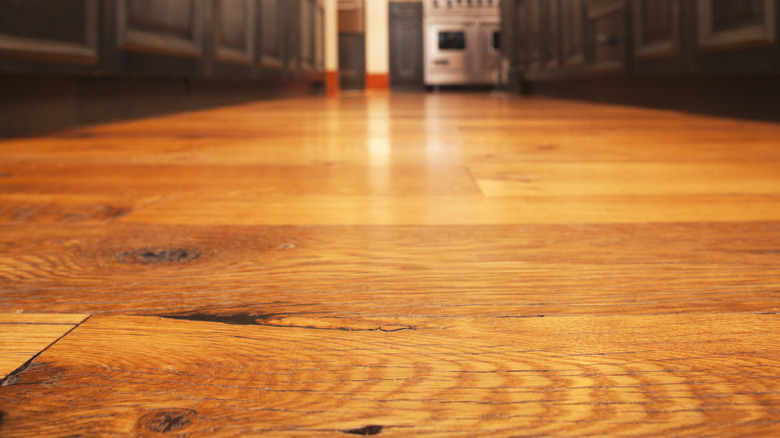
[424,16,473,84]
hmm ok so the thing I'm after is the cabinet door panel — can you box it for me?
[540,0,560,68]
[316,5,324,70]
[527,0,541,69]
[339,33,365,90]
[261,0,283,67]
[0,0,98,65]
[561,0,585,66]
[389,2,423,88]
[284,0,300,72]
[591,10,627,71]
[509,0,530,69]
[633,0,680,57]
[214,0,254,64]
[301,0,314,69]
[119,0,203,58]
[698,0,776,51]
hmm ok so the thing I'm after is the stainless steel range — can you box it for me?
[423,0,501,86]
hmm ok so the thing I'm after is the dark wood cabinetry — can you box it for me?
[0,0,324,78]
[389,2,423,90]
[699,0,776,50]
[120,0,204,58]
[540,0,561,69]
[633,0,680,57]
[502,0,780,122]
[561,0,586,67]
[283,0,300,72]
[214,0,255,65]
[0,0,325,137]
[0,0,100,70]
[589,0,629,72]
[260,0,283,68]
[504,0,780,79]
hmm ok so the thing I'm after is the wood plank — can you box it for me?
[0,163,480,197]
[3,95,780,167]
[120,193,780,225]
[0,314,88,379]
[470,162,780,197]
[0,222,778,317]
[0,193,156,225]
[0,314,89,324]
[0,314,777,436]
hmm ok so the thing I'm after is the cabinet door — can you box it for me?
[284,0,300,73]
[698,0,776,51]
[315,5,325,71]
[503,0,530,71]
[116,0,205,76]
[561,0,586,66]
[260,0,283,68]
[0,0,99,70]
[588,0,629,72]
[300,0,314,70]
[214,0,255,65]
[389,2,423,89]
[633,0,681,57]
[540,0,561,69]
[527,0,541,70]
[118,0,204,58]
[338,33,365,90]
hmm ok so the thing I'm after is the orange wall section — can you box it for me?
[365,73,389,90]
[326,70,340,96]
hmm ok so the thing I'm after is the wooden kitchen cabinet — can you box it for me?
[0,0,101,73]
[504,0,780,78]
[561,0,587,67]
[631,0,688,75]
[0,0,324,79]
[389,2,424,90]
[588,0,629,73]
[0,0,325,137]
[540,0,561,69]
[695,0,780,74]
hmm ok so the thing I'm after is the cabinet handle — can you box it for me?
[597,34,618,46]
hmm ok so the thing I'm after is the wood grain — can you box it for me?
[0,222,779,317]
[120,193,780,225]
[470,162,780,197]
[0,193,154,224]
[0,314,778,436]
[0,314,88,379]
[1,93,780,436]
[0,162,480,197]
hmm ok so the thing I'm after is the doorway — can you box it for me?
[337,0,365,90]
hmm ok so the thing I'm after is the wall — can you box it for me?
[365,0,390,89]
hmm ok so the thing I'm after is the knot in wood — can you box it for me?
[343,425,384,435]
[116,248,201,265]
[139,408,198,434]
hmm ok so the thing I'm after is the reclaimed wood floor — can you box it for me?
[1,93,779,436]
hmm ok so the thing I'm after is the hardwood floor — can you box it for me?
[1,93,779,436]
